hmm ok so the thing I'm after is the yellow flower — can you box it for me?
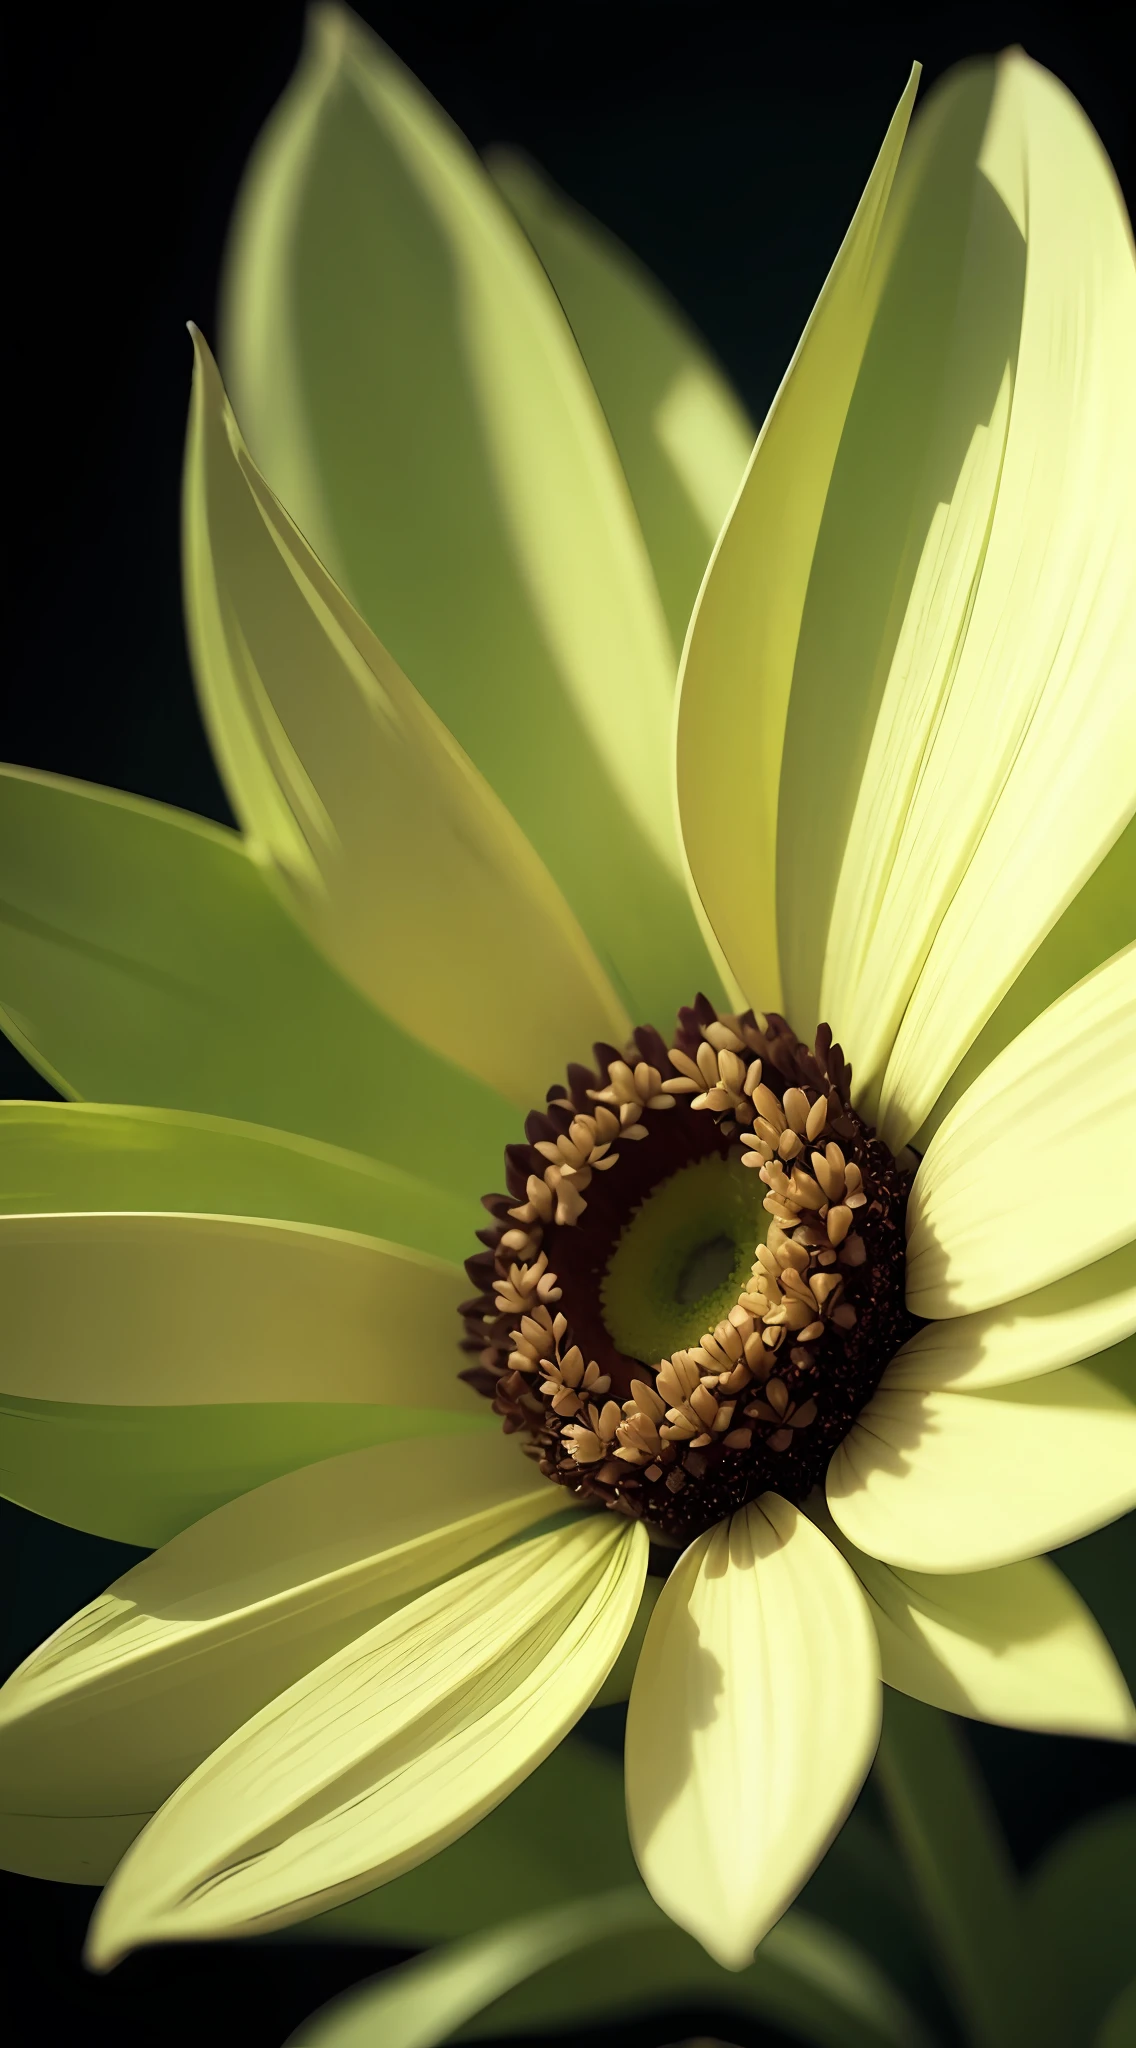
[0,12,1133,1978]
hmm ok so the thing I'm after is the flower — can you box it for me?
[1,11,1134,1979]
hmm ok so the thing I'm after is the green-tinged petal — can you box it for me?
[889,1240,1136,1394]
[625,1495,880,1970]
[0,1100,470,1264]
[590,1574,661,1708]
[309,1736,634,1944]
[219,5,717,1027]
[780,55,1136,1148]
[906,946,1136,1317]
[916,810,1136,1150]
[676,69,920,1015]
[815,1500,1134,1738]
[827,1340,1136,1572]
[186,332,630,1107]
[0,1434,549,1883]
[488,148,755,654]
[0,1394,487,1550]
[0,1210,473,1408]
[86,1515,646,1963]
[1026,1804,1136,2047]
[292,1895,928,2048]
[1097,1980,1136,2048]
[0,764,512,1193]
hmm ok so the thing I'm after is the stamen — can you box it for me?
[460,1002,918,1541]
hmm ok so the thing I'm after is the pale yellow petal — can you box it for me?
[676,71,920,1013]
[86,1514,645,1962]
[625,1496,879,1969]
[0,1434,550,1882]
[906,946,1135,1317]
[805,57,1136,1149]
[185,331,629,1108]
[0,1210,474,1409]
[827,1342,1136,1572]
[889,1241,1136,1393]
[815,1500,1135,1739]
[219,7,717,1029]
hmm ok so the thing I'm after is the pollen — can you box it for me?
[460,1000,918,1541]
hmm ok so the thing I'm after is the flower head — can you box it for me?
[0,11,1133,1981]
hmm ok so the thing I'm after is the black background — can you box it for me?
[2,4,1133,2042]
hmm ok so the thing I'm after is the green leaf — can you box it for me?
[288,1894,932,2048]
[489,148,754,653]
[1026,1802,1136,2045]
[219,4,719,1029]
[0,1394,486,1546]
[0,764,512,1198]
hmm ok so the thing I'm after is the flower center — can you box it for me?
[460,999,918,1541]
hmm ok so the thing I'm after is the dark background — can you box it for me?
[2,3,1133,2042]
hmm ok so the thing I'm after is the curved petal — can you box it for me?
[915,809,1136,1151]
[827,1340,1136,1572]
[0,764,512,1195]
[889,1240,1136,1394]
[0,1211,472,1408]
[0,1100,470,1264]
[625,1495,880,1970]
[906,946,1136,1317]
[815,1501,1135,1739]
[488,149,754,654]
[794,55,1136,1148]
[186,333,629,1108]
[219,7,717,1027]
[85,1514,646,1962]
[0,1393,486,1548]
[677,70,919,1015]
[0,1433,550,1883]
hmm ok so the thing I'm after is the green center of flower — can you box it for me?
[459,999,918,1541]
[601,1153,767,1367]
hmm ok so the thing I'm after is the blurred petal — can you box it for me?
[0,1099,470,1263]
[828,1340,1136,1572]
[0,764,512,1195]
[86,1515,646,1962]
[906,946,1135,1317]
[186,333,629,1108]
[816,1501,1135,1738]
[0,1392,483,1549]
[220,7,717,1026]
[625,1495,879,1970]
[0,1434,549,1883]
[489,148,754,653]
[773,55,1136,1149]
[915,809,1136,1150]
[889,1240,1136,1393]
[676,68,919,1015]
[0,1210,472,1408]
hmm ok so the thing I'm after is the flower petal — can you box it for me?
[906,946,1136,1317]
[488,148,754,655]
[625,1495,880,1970]
[85,1514,646,1962]
[914,810,1136,1152]
[827,1341,1136,1572]
[0,1211,472,1408]
[219,7,716,1027]
[186,334,630,1108]
[816,1501,1135,1739]
[1,1393,478,1549]
[889,1240,1136,1394]
[792,55,1136,1149]
[0,1099,470,1264]
[0,1433,549,1884]
[0,764,511,1195]
[675,68,919,1015]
